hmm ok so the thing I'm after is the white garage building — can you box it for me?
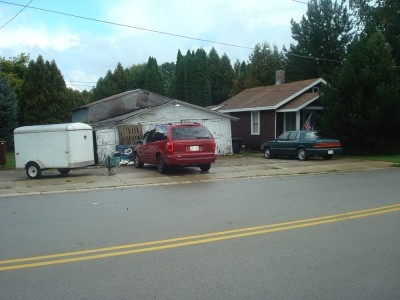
[72,90,237,164]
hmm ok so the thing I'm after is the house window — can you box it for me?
[284,112,296,131]
[251,111,260,135]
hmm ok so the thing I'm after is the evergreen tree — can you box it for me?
[231,60,248,96]
[168,50,186,100]
[208,47,223,104]
[286,0,353,82]
[0,75,18,149]
[113,62,128,93]
[350,0,400,65]
[219,54,235,102]
[143,57,164,94]
[160,62,175,93]
[247,42,281,87]
[126,63,146,90]
[320,32,400,154]
[189,48,211,106]
[19,55,68,125]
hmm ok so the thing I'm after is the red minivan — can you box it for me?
[133,123,216,174]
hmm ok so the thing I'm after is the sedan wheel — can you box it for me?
[264,147,272,159]
[297,148,308,161]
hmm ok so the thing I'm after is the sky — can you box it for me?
[0,0,308,91]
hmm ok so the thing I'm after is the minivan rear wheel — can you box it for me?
[199,163,211,172]
[157,155,167,174]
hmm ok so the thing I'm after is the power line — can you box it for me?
[0,0,32,30]
[0,0,254,50]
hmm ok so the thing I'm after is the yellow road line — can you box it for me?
[1,203,399,271]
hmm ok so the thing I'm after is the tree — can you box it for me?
[207,48,235,104]
[286,0,354,82]
[160,62,175,93]
[350,0,400,65]
[126,63,146,91]
[247,42,282,87]
[0,75,18,149]
[188,48,211,106]
[219,54,235,102]
[320,32,400,154]
[19,55,68,125]
[168,50,186,100]
[231,60,248,96]
[0,53,29,99]
[143,57,164,94]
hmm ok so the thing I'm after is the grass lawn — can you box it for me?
[352,154,400,164]
[3,152,16,170]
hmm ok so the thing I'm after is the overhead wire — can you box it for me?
[0,0,253,50]
[0,0,32,30]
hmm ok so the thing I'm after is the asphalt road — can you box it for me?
[0,168,399,299]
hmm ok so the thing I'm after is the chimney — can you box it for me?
[275,70,285,85]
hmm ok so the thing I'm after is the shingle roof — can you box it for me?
[218,78,326,112]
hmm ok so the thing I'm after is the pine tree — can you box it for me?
[286,0,353,82]
[19,55,68,125]
[321,32,400,154]
[143,57,164,94]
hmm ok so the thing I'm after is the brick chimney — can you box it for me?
[275,70,285,85]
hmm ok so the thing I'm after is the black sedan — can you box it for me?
[260,130,342,161]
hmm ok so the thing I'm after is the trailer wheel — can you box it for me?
[57,168,71,175]
[26,162,42,179]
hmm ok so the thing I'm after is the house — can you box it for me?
[72,89,237,164]
[213,71,327,150]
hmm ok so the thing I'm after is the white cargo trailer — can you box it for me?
[14,123,95,179]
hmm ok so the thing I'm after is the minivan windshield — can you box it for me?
[172,126,213,140]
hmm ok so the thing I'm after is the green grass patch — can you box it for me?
[3,151,16,170]
[351,154,400,163]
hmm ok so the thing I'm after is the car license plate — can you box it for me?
[328,150,334,154]
[190,146,199,151]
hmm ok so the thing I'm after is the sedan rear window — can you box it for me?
[172,126,213,140]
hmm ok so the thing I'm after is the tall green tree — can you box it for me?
[160,62,175,93]
[143,57,164,94]
[350,0,400,65]
[0,53,29,99]
[188,48,211,106]
[19,55,69,125]
[168,50,186,100]
[247,42,282,87]
[231,60,248,96]
[219,53,235,102]
[207,48,235,104]
[320,32,400,154]
[0,75,18,149]
[286,0,353,82]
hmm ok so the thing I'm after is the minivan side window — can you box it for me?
[153,125,167,142]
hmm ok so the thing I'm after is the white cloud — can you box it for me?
[0,0,307,90]
[0,25,80,52]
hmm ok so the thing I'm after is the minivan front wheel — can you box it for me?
[134,153,144,168]
[157,155,167,174]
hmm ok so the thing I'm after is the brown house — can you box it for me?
[213,71,327,150]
